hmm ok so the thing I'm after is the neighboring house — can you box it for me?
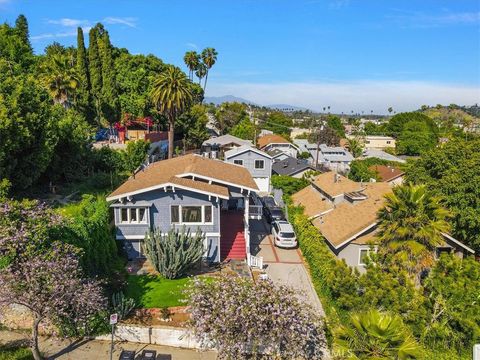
[202,134,253,159]
[369,165,405,186]
[272,156,313,178]
[354,135,396,149]
[224,146,273,193]
[106,154,262,264]
[292,172,474,273]
[294,139,353,172]
[259,129,273,137]
[266,148,290,162]
[290,127,311,139]
[257,134,299,158]
[360,149,406,163]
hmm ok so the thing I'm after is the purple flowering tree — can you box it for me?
[185,275,326,359]
[0,201,106,360]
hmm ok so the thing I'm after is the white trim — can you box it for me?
[117,235,145,240]
[358,248,370,266]
[331,222,378,250]
[254,159,265,170]
[116,207,149,225]
[441,232,475,254]
[205,232,220,237]
[171,204,215,225]
[233,159,244,166]
[176,173,258,193]
[106,181,230,202]
[225,147,273,160]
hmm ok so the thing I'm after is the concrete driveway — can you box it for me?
[249,219,325,315]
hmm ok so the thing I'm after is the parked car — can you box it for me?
[119,350,135,360]
[271,220,297,248]
[261,196,285,223]
[140,350,157,359]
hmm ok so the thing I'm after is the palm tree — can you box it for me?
[151,65,193,159]
[346,137,364,158]
[201,47,218,91]
[388,107,393,115]
[40,54,79,108]
[195,62,207,86]
[377,184,451,279]
[183,51,200,81]
[335,309,423,359]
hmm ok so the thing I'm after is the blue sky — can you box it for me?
[1,0,479,113]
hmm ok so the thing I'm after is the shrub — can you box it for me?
[185,275,326,359]
[144,227,204,279]
[271,175,309,197]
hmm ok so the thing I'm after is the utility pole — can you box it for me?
[315,118,325,170]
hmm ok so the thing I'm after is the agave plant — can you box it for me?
[335,309,423,359]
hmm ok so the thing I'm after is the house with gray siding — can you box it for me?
[224,146,272,193]
[107,154,261,264]
[293,172,474,273]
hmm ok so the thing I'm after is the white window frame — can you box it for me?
[358,247,377,265]
[233,159,244,166]
[117,207,149,225]
[171,205,214,225]
[254,159,265,169]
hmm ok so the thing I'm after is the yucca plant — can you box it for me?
[144,227,204,279]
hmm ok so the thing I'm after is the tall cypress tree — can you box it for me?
[98,27,120,123]
[88,25,103,124]
[14,15,32,54]
[76,27,94,123]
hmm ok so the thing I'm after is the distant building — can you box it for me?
[363,135,396,149]
[202,134,253,159]
[257,134,299,158]
[361,149,406,163]
[293,139,353,172]
[272,156,313,178]
[369,165,405,186]
[224,146,273,193]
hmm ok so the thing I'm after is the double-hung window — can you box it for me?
[118,207,148,224]
[254,159,265,169]
[171,205,213,225]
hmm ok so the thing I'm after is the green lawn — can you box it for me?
[125,275,190,308]
[0,344,33,360]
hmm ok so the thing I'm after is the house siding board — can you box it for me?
[112,188,222,261]
[337,243,371,274]
[225,150,272,178]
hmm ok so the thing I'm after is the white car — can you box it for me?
[271,220,297,248]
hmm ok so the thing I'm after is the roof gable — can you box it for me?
[107,154,258,201]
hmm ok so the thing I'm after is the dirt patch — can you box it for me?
[123,306,190,327]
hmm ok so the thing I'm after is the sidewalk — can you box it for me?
[0,330,217,360]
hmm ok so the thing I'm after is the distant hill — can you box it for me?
[204,95,258,106]
[266,104,309,112]
[204,95,310,112]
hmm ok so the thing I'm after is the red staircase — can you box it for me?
[220,212,246,261]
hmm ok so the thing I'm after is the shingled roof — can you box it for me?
[106,154,258,201]
[257,134,291,149]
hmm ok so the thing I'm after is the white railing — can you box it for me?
[249,205,263,219]
[247,254,264,269]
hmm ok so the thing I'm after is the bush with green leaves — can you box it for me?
[144,227,204,279]
[122,139,150,174]
[271,175,309,197]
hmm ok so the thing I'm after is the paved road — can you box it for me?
[249,219,325,315]
[0,330,216,360]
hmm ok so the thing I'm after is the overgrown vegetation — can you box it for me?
[348,157,403,182]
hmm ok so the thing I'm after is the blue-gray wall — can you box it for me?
[112,188,222,262]
[225,150,272,178]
